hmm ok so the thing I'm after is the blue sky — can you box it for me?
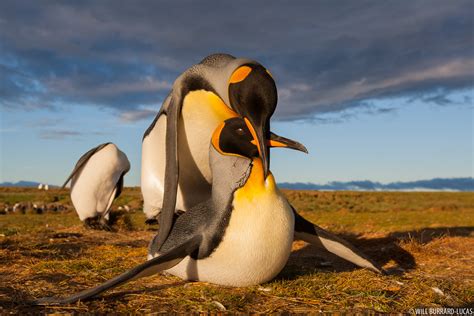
[1,1,473,186]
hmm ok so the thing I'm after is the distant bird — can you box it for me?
[38,184,43,190]
[63,143,130,230]
[44,184,49,191]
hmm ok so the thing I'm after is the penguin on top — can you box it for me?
[63,143,130,230]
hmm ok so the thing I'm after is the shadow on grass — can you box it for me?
[280,226,473,279]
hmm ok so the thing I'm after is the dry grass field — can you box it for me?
[0,187,473,314]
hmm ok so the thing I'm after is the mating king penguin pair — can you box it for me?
[141,53,382,271]
[62,143,130,230]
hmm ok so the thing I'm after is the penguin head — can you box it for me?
[212,117,305,164]
[228,64,277,179]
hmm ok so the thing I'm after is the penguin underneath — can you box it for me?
[63,142,130,230]
[34,117,305,304]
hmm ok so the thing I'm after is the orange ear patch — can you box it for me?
[229,66,252,84]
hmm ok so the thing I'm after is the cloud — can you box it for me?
[0,0,472,120]
[39,129,82,140]
[119,108,157,122]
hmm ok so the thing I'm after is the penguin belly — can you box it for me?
[71,145,124,221]
[164,185,295,286]
[141,91,236,219]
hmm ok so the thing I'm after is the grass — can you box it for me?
[0,187,473,313]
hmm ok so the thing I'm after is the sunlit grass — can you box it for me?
[0,187,473,313]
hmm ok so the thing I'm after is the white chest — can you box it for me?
[164,190,294,286]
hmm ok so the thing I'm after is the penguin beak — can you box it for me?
[244,117,271,179]
[268,132,308,153]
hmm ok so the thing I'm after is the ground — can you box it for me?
[0,187,473,314]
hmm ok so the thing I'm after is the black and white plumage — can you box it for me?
[63,143,130,228]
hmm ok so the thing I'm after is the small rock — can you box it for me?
[258,286,272,292]
[212,301,226,311]
[431,287,444,296]
[395,281,404,285]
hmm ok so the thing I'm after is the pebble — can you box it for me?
[431,287,444,296]
[212,301,226,311]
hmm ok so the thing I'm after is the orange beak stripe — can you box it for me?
[229,66,252,84]
[268,139,287,148]
[251,139,287,148]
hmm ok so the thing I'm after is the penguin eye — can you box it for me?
[235,128,245,136]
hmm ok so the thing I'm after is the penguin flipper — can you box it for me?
[292,206,384,274]
[114,172,125,199]
[62,142,112,188]
[33,235,202,305]
[154,94,182,251]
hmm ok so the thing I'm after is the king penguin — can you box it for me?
[34,117,312,304]
[63,142,130,229]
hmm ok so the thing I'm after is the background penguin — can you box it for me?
[63,142,130,230]
[34,117,308,304]
[141,53,310,248]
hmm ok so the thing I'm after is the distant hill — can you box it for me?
[1,178,473,191]
[0,181,56,188]
[278,177,474,192]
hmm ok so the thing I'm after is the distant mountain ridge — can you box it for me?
[0,181,56,188]
[278,177,474,192]
[1,178,473,191]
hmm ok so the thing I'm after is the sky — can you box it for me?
[0,1,473,186]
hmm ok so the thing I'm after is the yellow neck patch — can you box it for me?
[234,158,277,200]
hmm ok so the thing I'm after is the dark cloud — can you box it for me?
[1,0,472,121]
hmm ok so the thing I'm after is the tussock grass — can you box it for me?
[0,187,473,313]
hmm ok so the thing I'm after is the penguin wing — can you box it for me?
[292,206,385,274]
[62,142,112,188]
[33,234,202,305]
[114,172,125,199]
[149,89,187,252]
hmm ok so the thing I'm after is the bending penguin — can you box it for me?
[141,53,382,273]
[63,142,130,230]
[35,118,380,305]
